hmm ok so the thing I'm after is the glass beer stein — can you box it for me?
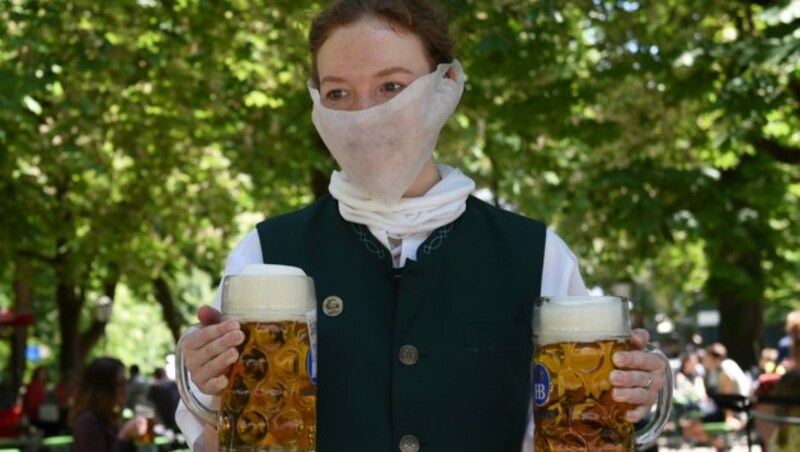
[532,296,673,451]
[176,264,317,451]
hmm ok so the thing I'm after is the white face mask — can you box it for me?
[309,60,465,205]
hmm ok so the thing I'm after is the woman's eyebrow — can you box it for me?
[374,67,413,77]
[320,67,413,86]
[320,75,347,85]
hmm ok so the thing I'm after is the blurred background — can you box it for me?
[1,0,799,449]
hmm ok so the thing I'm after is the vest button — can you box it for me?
[322,296,343,317]
[391,273,402,287]
[398,345,419,366]
[399,434,420,452]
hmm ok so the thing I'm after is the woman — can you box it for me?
[70,357,148,452]
[22,366,62,436]
[682,343,750,448]
[674,351,707,416]
[764,370,800,452]
[756,316,800,448]
[177,1,668,450]
[21,366,47,429]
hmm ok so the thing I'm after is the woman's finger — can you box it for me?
[198,305,222,325]
[610,369,655,388]
[630,328,650,349]
[180,320,244,393]
[613,349,665,372]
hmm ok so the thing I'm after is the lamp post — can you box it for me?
[95,295,114,353]
[95,295,114,323]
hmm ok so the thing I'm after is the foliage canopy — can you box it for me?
[1,0,798,382]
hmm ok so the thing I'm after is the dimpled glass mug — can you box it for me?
[176,264,318,451]
[532,296,673,451]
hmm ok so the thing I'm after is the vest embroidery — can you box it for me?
[422,224,454,255]
[350,223,387,260]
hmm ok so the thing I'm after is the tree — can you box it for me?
[442,0,800,367]
[0,0,264,382]
[2,0,798,383]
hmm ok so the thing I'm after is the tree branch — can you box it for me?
[153,276,183,342]
[752,137,800,164]
[17,248,56,264]
[787,75,800,105]
[79,321,108,356]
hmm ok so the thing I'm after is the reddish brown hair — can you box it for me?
[69,357,126,427]
[308,0,454,87]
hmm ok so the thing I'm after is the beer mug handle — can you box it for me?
[175,323,217,426]
[634,345,674,447]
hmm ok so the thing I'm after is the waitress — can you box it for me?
[177,1,668,450]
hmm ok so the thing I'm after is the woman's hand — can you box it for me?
[179,305,245,395]
[118,416,148,441]
[610,328,668,422]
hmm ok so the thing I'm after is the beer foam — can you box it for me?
[239,264,307,277]
[535,296,629,345]
[222,264,316,321]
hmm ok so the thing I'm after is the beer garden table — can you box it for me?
[0,436,31,451]
[40,435,73,451]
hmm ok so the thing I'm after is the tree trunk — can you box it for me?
[699,156,771,371]
[10,257,33,395]
[56,280,82,379]
[706,249,765,369]
[153,277,182,342]
[716,291,763,370]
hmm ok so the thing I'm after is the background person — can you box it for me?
[125,364,149,412]
[21,367,46,429]
[70,357,148,452]
[21,366,60,436]
[146,367,179,434]
[682,342,750,446]
[762,369,800,452]
[755,314,800,449]
[778,311,800,371]
[55,371,77,435]
[176,1,669,450]
[673,350,708,417]
[776,311,800,366]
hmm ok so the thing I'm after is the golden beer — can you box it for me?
[533,296,639,451]
[218,320,316,451]
[176,265,318,452]
[533,338,634,451]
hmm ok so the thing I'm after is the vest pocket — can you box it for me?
[463,322,530,352]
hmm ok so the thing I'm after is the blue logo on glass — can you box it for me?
[307,349,317,385]
[532,363,550,406]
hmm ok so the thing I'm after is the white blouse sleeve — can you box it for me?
[176,229,264,450]
[210,230,265,309]
[540,229,589,296]
[523,229,589,452]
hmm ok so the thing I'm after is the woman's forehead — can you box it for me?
[316,16,430,79]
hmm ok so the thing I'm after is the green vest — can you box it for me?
[257,195,545,452]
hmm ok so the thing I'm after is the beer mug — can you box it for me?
[176,264,318,451]
[531,296,673,451]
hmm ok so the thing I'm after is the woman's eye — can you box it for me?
[381,82,404,93]
[324,89,347,101]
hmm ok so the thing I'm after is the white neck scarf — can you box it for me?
[329,164,475,243]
